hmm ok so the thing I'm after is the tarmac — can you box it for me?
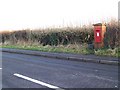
[1,48,119,65]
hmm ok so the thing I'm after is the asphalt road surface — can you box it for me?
[2,52,118,89]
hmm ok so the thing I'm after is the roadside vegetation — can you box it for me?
[0,19,119,57]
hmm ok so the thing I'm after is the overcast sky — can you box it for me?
[0,0,119,31]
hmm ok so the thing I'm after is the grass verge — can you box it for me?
[1,44,119,57]
[1,44,92,54]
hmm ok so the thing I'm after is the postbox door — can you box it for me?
[95,30,101,43]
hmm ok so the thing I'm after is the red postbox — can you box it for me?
[93,23,106,49]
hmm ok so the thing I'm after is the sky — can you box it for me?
[0,0,119,31]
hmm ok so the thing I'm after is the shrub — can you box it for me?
[104,19,119,49]
[1,19,119,49]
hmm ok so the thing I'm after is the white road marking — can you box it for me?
[0,68,2,70]
[14,73,63,90]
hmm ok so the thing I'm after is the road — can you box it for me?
[2,52,118,89]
